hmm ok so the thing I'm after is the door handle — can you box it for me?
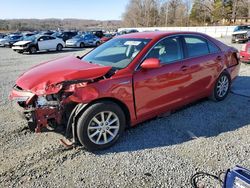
[180,65,189,71]
[216,56,222,61]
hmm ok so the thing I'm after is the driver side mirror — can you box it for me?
[141,58,161,69]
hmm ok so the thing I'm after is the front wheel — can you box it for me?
[211,72,231,101]
[80,42,85,48]
[76,102,126,151]
[56,44,63,51]
[96,41,100,47]
[29,46,37,54]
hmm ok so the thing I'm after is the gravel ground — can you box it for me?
[0,38,250,188]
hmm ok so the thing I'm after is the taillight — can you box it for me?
[241,44,247,51]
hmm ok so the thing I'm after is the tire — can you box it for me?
[76,101,126,151]
[56,44,63,51]
[17,51,23,54]
[29,46,37,54]
[211,72,231,101]
[96,41,100,47]
[80,42,85,48]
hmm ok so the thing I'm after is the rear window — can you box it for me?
[184,37,209,57]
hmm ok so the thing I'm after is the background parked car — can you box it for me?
[240,42,250,63]
[89,30,104,38]
[0,33,7,39]
[1,34,23,47]
[65,34,100,48]
[100,34,114,43]
[231,25,250,43]
[52,31,78,42]
[12,34,65,54]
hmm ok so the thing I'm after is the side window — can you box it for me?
[146,37,182,64]
[38,36,46,41]
[48,36,55,40]
[207,40,220,53]
[184,37,209,57]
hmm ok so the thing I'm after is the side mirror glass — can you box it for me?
[141,58,161,69]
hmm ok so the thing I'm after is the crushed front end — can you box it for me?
[9,84,64,132]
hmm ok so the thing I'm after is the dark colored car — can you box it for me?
[116,29,139,36]
[9,31,240,151]
[90,30,104,38]
[52,31,78,42]
[0,33,7,39]
[3,35,23,47]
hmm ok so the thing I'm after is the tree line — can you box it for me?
[0,19,121,32]
[123,0,250,27]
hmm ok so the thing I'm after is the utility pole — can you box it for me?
[165,1,169,26]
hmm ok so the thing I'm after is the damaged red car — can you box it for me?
[10,31,240,151]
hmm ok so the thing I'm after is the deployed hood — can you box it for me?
[13,40,32,46]
[233,30,248,35]
[16,56,112,95]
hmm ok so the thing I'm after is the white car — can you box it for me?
[232,25,250,43]
[12,35,65,54]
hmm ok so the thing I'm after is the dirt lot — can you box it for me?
[0,38,250,187]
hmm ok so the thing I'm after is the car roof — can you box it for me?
[116,31,207,40]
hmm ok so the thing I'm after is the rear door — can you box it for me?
[133,36,189,120]
[181,35,222,100]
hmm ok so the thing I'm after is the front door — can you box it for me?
[133,36,189,120]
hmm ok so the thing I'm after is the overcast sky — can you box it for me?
[0,0,130,20]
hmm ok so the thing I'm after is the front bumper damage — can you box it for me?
[9,85,63,132]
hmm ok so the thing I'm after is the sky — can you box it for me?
[0,0,130,20]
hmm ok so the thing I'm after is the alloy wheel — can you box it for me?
[87,111,120,145]
[216,75,229,97]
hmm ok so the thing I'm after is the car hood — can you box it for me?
[13,40,32,46]
[233,30,248,35]
[66,39,80,43]
[16,56,112,95]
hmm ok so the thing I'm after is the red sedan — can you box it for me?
[9,31,240,151]
[240,42,250,63]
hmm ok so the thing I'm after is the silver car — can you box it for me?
[65,34,101,48]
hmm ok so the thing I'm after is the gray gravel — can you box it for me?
[0,38,250,188]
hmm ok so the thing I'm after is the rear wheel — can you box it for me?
[211,72,231,101]
[76,101,125,151]
[56,44,63,51]
[96,41,100,47]
[80,42,85,48]
[29,46,37,54]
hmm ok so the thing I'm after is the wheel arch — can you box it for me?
[80,97,131,128]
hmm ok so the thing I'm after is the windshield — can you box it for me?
[52,32,61,37]
[23,35,38,42]
[72,34,83,39]
[234,26,250,32]
[82,38,151,69]
[10,36,22,40]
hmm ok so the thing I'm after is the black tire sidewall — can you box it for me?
[212,72,231,101]
[80,43,84,48]
[57,44,63,51]
[77,102,126,151]
[29,46,37,54]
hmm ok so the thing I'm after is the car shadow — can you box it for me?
[92,75,250,154]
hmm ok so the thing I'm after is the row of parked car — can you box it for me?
[0,30,119,54]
